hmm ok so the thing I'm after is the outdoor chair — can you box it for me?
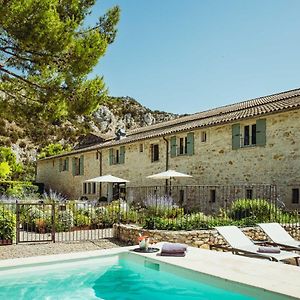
[215,226,300,265]
[258,222,300,252]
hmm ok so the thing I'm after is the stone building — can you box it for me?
[36,88,300,209]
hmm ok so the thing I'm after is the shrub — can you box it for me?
[74,213,90,227]
[55,210,74,231]
[226,199,279,223]
[0,209,16,240]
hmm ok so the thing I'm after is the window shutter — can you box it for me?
[109,149,113,165]
[72,158,76,176]
[232,123,241,150]
[79,155,84,175]
[186,132,194,155]
[66,157,69,171]
[119,146,125,164]
[59,159,62,172]
[256,119,266,146]
[170,136,177,157]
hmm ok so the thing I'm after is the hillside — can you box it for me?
[0,96,180,166]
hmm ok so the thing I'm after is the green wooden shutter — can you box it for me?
[119,146,125,164]
[170,136,177,157]
[59,159,62,172]
[79,155,84,175]
[66,157,69,171]
[186,132,194,155]
[232,123,241,150]
[256,119,266,146]
[109,149,113,165]
[72,158,76,176]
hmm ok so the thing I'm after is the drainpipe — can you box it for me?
[97,149,102,199]
[163,136,169,191]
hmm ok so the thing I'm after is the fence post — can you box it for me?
[51,202,56,243]
[16,201,20,244]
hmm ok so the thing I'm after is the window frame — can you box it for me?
[242,123,257,147]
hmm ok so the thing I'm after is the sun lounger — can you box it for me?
[215,226,300,265]
[258,222,300,251]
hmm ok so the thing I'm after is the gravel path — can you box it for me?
[0,239,129,260]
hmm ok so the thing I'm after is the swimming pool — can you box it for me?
[0,251,294,300]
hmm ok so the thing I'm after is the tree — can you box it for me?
[0,0,120,121]
[38,143,71,159]
[0,161,10,180]
[0,147,23,180]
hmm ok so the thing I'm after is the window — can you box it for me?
[61,158,69,171]
[201,131,207,142]
[210,189,216,203]
[246,189,253,199]
[178,137,188,155]
[292,188,299,204]
[115,149,120,164]
[74,157,80,176]
[232,119,266,150]
[72,155,84,176]
[243,124,256,146]
[139,144,144,153]
[109,147,125,165]
[171,132,194,157]
[151,144,159,162]
[83,182,96,195]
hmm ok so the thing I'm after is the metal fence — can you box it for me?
[0,184,299,245]
[126,184,278,214]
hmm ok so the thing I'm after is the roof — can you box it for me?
[39,87,300,161]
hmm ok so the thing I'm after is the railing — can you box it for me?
[0,184,299,244]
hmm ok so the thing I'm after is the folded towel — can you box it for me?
[160,252,186,257]
[257,246,281,253]
[161,243,187,254]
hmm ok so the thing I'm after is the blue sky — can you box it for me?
[89,0,300,114]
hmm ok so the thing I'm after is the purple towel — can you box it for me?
[161,243,187,254]
[257,246,281,253]
[160,252,186,257]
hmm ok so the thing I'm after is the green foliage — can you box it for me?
[0,209,16,240]
[226,199,279,223]
[38,143,71,159]
[0,161,11,180]
[74,213,90,227]
[0,147,23,180]
[0,181,38,198]
[0,0,120,121]
[56,210,74,231]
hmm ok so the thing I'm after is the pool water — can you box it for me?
[0,254,288,300]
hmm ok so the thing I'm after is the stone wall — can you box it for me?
[113,224,300,249]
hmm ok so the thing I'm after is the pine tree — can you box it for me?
[0,0,120,121]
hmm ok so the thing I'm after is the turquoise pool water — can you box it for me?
[0,254,289,300]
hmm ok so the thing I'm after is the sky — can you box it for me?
[88,0,300,114]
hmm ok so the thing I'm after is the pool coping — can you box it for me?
[0,244,299,299]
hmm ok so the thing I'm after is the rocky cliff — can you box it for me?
[0,96,180,164]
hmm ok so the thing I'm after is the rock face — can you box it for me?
[90,96,178,134]
[0,96,179,165]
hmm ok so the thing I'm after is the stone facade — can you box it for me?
[36,108,300,209]
[113,224,300,249]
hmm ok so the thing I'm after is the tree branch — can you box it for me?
[0,66,45,90]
